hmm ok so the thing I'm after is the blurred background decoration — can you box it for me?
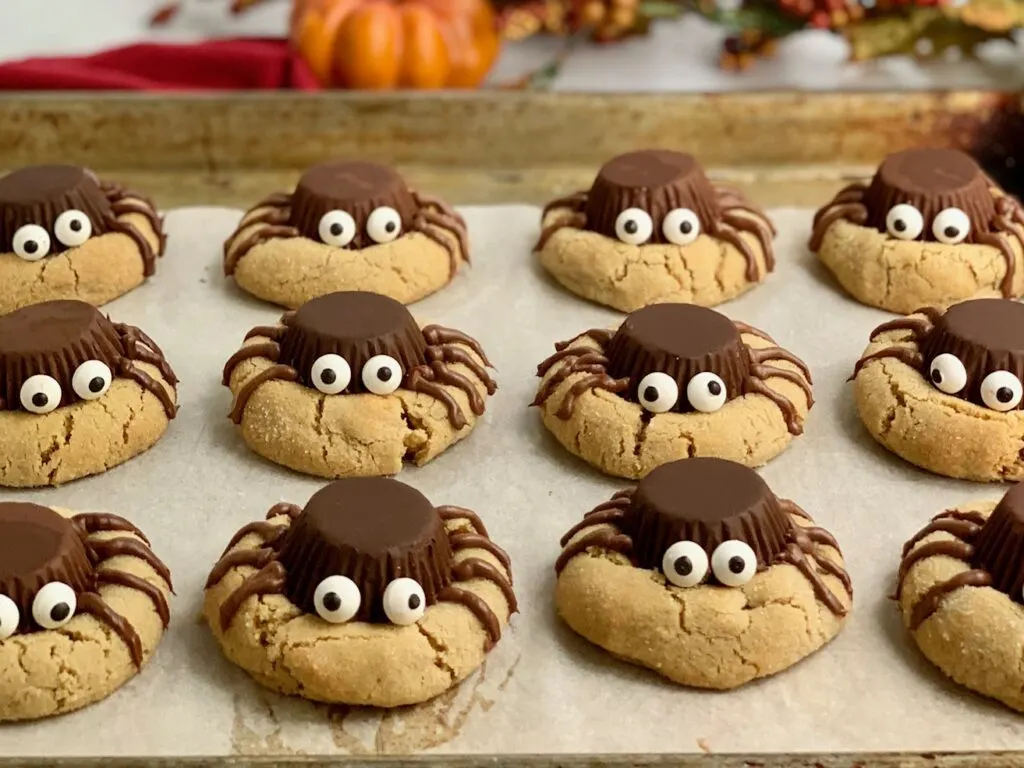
[152,0,1023,84]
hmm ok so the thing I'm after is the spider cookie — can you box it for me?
[533,303,812,479]
[555,458,851,689]
[0,502,171,721]
[811,148,1024,314]
[853,298,1024,481]
[223,290,496,477]
[0,300,178,487]
[535,149,775,312]
[223,160,468,308]
[205,477,516,707]
[0,165,166,313]
[897,484,1024,712]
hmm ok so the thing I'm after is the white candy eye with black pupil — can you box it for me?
[71,360,112,400]
[662,208,701,246]
[636,372,679,414]
[313,575,361,624]
[980,370,1023,412]
[614,208,654,246]
[661,541,709,588]
[310,354,352,395]
[317,210,357,247]
[20,374,62,414]
[32,582,76,630]
[12,224,51,261]
[54,210,93,248]
[932,208,970,245]
[928,354,967,395]
[885,204,924,241]
[382,578,426,625]
[686,371,727,413]
[361,355,402,395]
[710,540,757,587]
[0,595,19,640]
[366,206,402,244]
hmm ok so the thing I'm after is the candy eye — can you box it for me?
[310,354,352,395]
[317,210,357,247]
[928,353,967,395]
[932,208,970,245]
[361,355,402,395]
[313,575,361,624]
[614,208,653,246]
[54,209,93,248]
[12,224,51,262]
[0,595,19,640]
[710,540,757,587]
[636,372,679,414]
[32,582,76,630]
[382,578,426,625]
[72,360,112,401]
[20,374,62,414]
[886,204,924,241]
[661,541,709,588]
[366,206,402,244]
[662,208,701,246]
[686,371,727,413]
[980,370,1023,412]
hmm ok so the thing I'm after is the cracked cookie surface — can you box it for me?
[854,310,1024,481]
[554,466,850,690]
[815,218,1024,315]
[536,327,811,479]
[204,498,514,707]
[536,207,770,312]
[897,500,1024,712]
[0,506,171,721]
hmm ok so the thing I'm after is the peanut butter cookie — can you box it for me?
[0,502,171,721]
[533,303,812,479]
[811,148,1024,314]
[853,298,1024,481]
[0,301,178,487]
[896,486,1024,712]
[535,150,774,312]
[0,165,166,314]
[205,478,516,707]
[224,161,468,309]
[223,291,496,478]
[555,458,851,689]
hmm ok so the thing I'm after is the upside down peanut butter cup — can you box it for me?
[274,478,454,623]
[624,458,790,574]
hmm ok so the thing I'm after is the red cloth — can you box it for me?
[0,38,322,90]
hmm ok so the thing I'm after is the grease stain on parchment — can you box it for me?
[230,647,521,756]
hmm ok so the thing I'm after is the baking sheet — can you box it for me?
[0,204,1019,758]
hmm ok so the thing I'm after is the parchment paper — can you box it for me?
[0,205,1020,757]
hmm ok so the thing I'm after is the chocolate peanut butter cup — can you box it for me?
[289,161,418,249]
[274,478,454,623]
[624,458,790,576]
[583,150,722,243]
[971,484,1024,600]
[606,303,749,412]
[861,149,995,241]
[0,165,113,254]
[278,291,428,394]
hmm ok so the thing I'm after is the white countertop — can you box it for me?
[3,0,1023,90]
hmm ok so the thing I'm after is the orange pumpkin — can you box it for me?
[292,0,500,89]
